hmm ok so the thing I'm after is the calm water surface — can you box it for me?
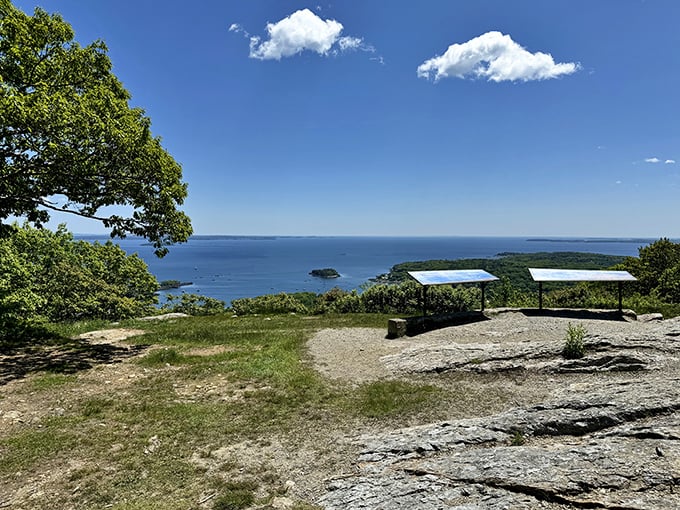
[86,236,653,305]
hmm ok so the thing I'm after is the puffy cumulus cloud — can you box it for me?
[645,157,661,163]
[417,31,580,82]
[666,159,676,164]
[248,9,344,60]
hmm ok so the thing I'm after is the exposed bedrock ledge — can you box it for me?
[318,322,680,510]
[381,325,680,375]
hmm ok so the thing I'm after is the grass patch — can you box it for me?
[138,347,185,367]
[212,480,257,510]
[1,419,80,472]
[353,380,444,418]
[29,372,77,390]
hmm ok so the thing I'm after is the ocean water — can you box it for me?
[86,236,655,305]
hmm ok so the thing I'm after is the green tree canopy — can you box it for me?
[0,223,159,337]
[623,237,680,299]
[0,1,192,255]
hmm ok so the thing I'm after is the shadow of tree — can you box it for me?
[0,333,149,386]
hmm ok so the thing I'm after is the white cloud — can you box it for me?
[417,31,580,82]
[665,159,676,164]
[248,9,344,60]
[229,23,250,38]
[338,36,363,51]
[645,157,661,163]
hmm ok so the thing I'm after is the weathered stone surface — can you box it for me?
[380,319,680,375]
[318,318,680,509]
[387,319,407,339]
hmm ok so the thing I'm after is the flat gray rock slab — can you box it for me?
[318,317,680,509]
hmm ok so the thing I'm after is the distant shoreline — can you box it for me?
[527,238,654,244]
[74,234,668,242]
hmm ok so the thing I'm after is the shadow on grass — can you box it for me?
[0,327,148,385]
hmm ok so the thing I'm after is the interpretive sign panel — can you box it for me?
[408,270,499,314]
[408,269,499,286]
[529,268,637,282]
[528,268,636,311]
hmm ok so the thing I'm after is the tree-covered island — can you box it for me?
[310,268,341,278]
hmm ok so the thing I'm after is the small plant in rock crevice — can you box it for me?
[562,322,587,359]
[510,430,526,446]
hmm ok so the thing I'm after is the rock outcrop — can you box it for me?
[318,317,680,509]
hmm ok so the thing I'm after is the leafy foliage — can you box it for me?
[361,281,477,315]
[231,293,309,315]
[0,2,191,255]
[562,323,587,359]
[230,282,477,316]
[0,223,158,334]
[621,238,680,299]
[160,293,225,316]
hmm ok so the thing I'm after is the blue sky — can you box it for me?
[13,0,680,237]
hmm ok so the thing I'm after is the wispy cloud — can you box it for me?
[643,157,676,164]
[233,9,379,61]
[229,23,249,37]
[417,31,580,82]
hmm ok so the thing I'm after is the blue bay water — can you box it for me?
[90,236,654,305]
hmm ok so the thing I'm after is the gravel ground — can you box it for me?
[306,309,653,383]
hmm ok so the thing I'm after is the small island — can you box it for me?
[158,279,193,290]
[309,268,340,279]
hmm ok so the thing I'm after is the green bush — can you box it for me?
[329,290,364,314]
[228,282,477,317]
[562,323,587,359]
[360,281,476,315]
[0,223,158,334]
[622,238,680,299]
[231,293,308,315]
[160,293,225,316]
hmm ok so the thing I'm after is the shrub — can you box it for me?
[230,293,308,315]
[160,293,225,316]
[622,238,680,298]
[360,281,477,315]
[0,223,158,332]
[329,291,364,313]
[510,430,526,446]
[562,323,587,359]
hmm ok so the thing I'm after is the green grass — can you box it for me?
[353,380,444,418]
[0,312,501,509]
[29,372,77,390]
